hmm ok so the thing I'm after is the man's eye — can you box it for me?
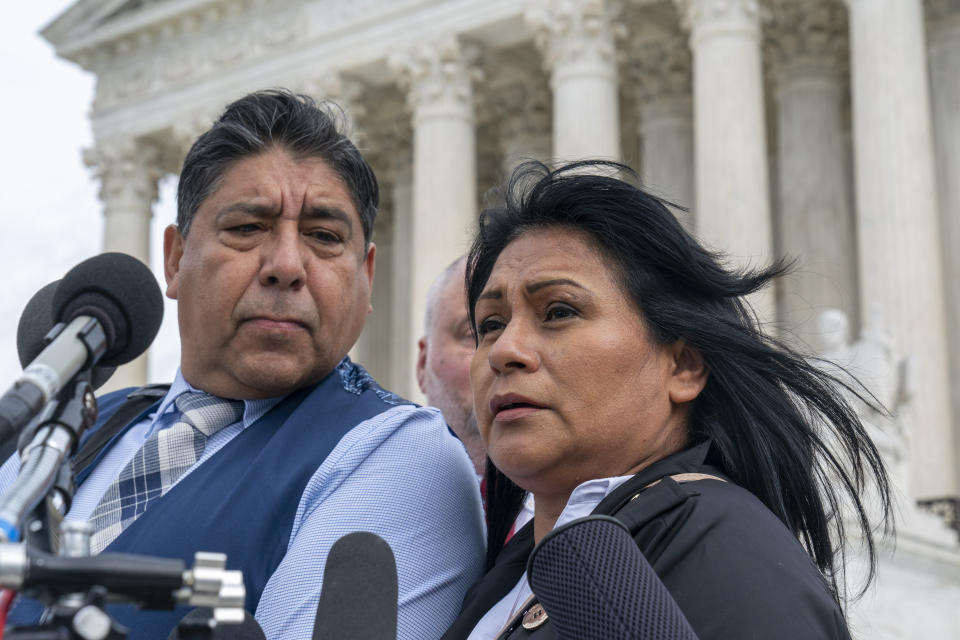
[477,317,505,337]
[227,223,263,234]
[306,229,341,243]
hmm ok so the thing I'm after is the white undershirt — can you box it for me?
[466,474,634,640]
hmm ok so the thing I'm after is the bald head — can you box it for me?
[416,256,484,473]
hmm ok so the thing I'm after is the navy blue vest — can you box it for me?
[11,361,407,638]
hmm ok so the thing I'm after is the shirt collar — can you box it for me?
[153,369,287,430]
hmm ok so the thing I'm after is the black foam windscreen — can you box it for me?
[313,531,398,640]
[51,252,164,367]
[168,608,266,640]
[16,280,117,390]
[527,515,699,640]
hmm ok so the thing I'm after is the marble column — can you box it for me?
[676,0,775,322]
[84,138,163,389]
[387,152,417,402]
[526,0,622,162]
[927,0,960,497]
[768,0,857,350]
[351,210,394,385]
[630,36,695,230]
[390,37,479,402]
[846,0,955,497]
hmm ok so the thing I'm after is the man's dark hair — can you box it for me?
[176,89,379,242]
[470,160,891,603]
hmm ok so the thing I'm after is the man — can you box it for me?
[1,90,484,638]
[417,257,485,475]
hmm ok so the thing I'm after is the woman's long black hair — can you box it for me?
[469,160,891,602]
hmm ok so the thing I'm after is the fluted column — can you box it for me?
[676,0,775,321]
[352,210,393,384]
[630,36,695,229]
[527,0,622,162]
[84,139,163,389]
[387,146,417,402]
[390,38,479,401]
[768,0,857,349]
[495,84,553,176]
[927,0,960,495]
[847,0,954,497]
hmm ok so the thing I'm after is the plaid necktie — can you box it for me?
[88,391,244,554]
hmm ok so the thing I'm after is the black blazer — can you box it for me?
[443,442,850,640]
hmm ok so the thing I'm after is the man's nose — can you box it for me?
[260,225,306,289]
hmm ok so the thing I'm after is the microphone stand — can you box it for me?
[0,376,246,639]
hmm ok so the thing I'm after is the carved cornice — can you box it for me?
[765,0,847,74]
[388,36,483,114]
[82,1,313,110]
[84,138,165,206]
[525,0,625,71]
[628,35,692,104]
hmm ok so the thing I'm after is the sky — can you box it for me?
[0,1,182,390]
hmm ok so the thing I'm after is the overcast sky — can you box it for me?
[0,1,181,390]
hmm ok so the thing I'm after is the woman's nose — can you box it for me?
[487,319,540,374]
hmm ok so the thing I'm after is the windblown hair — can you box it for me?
[469,160,891,602]
[177,89,378,242]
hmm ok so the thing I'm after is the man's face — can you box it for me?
[164,147,375,399]
[417,261,475,436]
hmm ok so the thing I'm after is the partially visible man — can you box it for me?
[417,257,485,475]
[0,90,484,639]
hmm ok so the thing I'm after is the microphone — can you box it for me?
[169,608,266,640]
[0,253,163,460]
[313,531,398,640]
[17,280,116,391]
[526,515,699,640]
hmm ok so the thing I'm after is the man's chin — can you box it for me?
[227,355,330,399]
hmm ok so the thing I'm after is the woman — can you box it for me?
[442,161,890,639]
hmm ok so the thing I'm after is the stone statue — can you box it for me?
[814,307,910,489]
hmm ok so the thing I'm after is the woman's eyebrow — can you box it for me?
[478,278,588,301]
[477,289,501,301]
[526,278,587,294]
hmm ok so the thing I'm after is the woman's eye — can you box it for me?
[477,317,506,337]
[545,304,578,322]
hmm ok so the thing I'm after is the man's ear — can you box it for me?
[361,242,376,313]
[163,225,184,300]
[416,337,428,394]
[668,340,709,405]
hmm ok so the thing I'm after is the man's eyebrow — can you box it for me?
[215,202,276,220]
[303,206,354,232]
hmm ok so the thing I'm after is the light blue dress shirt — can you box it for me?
[0,369,486,639]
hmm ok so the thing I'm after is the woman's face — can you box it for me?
[471,228,696,497]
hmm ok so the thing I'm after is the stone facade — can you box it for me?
[43,1,960,633]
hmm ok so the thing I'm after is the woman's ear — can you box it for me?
[668,340,709,404]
